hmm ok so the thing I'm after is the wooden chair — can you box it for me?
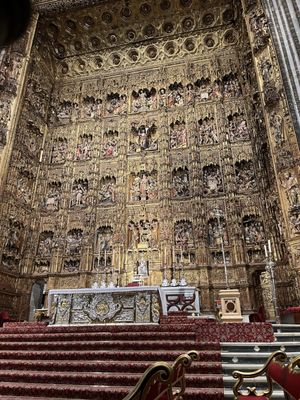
[232,350,300,400]
[123,350,199,400]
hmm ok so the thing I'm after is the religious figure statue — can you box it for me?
[168,82,184,107]
[138,257,148,276]
[203,165,223,194]
[129,123,157,153]
[75,134,92,161]
[281,172,300,209]
[70,179,88,208]
[243,216,264,244]
[172,168,190,197]
[99,177,116,204]
[198,117,218,145]
[66,229,83,254]
[170,120,187,149]
[102,130,118,157]
[228,113,250,142]
[270,112,284,144]
[38,232,54,257]
[131,87,157,112]
[106,92,127,115]
[235,160,256,191]
[51,138,68,164]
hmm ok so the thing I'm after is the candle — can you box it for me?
[118,246,121,272]
[264,244,268,258]
[268,239,272,254]
[164,247,167,265]
[181,248,183,262]
[104,250,107,267]
[172,246,175,264]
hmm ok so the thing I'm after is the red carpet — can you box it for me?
[0,316,273,399]
[0,317,222,399]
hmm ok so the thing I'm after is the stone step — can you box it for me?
[221,341,300,353]
[274,332,300,341]
[272,324,300,333]
[221,351,300,364]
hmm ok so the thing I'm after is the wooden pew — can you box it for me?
[123,350,199,400]
[232,350,300,400]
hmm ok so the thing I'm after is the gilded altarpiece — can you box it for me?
[0,0,299,318]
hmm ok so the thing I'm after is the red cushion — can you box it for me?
[268,361,300,399]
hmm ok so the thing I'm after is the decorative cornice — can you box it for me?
[32,0,107,15]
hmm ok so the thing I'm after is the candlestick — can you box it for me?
[268,239,272,254]
[181,248,183,262]
[104,250,107,267]
[164,247,167,265]
[264,244,268,258]
[172,246,175,264]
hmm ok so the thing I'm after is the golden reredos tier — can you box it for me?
[1,0,299,317]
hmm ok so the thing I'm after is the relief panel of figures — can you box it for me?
[129,122,158,153]
[130,171,158,202]
[128,219,159,249]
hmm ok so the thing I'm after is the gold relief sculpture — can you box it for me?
[0,0,300,317]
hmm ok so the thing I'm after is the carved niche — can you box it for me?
[43,181,62,212]
[128,219,159,249]
[243,215,264,244]
[70,178,88,208]
[130,171,158,202]
[207,216,229,247]
[37,231,54,257]
[75,133,92,161]
[50,137,68,164]
[172,167,190,198]
[131,87,157,113]
[198,115,218,145]
[65,228,83,255]
[102,130,118,157]
[174,220,194,248]
[203,164,223,195]
[99,176,116,204]
[235,159,256,191]
[105,92,127,116]
[227,112,250,142]
[129,122,158,153]
[169,119,187,149]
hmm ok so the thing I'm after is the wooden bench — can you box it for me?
[232,350,300,400]
[123,350,199,400]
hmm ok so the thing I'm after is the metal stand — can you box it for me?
[215,209,229,289]
[265,253,280,324]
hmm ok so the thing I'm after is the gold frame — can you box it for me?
[123,350,199,400]
[232,350,287,399]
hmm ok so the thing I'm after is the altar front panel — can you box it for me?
[49,287,161,325]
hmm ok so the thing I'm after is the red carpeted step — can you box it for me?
[0,349,221,361]
[0,370,224,388]
[0,322,225,399]
[0,331,196,342]
[0,339,198,351]
[0,359,222,373]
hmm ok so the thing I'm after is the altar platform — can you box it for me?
[48,286,200,325]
